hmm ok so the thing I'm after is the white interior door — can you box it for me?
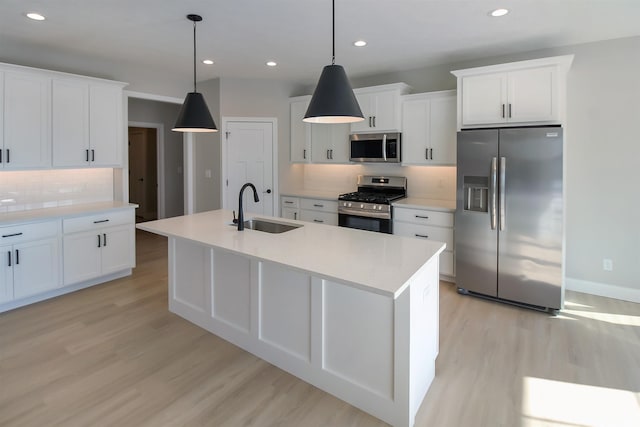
[224,120,274,217]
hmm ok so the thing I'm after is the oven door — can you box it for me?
[339,213,393,234]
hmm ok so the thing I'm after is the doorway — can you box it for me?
[128,127,158,222]
[222,118,277,217]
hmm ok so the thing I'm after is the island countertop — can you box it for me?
[137,209,445,298]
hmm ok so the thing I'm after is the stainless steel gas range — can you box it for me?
[338,175,407,234]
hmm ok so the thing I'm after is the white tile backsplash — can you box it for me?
[0,169,113,213]
[303,164,456,200]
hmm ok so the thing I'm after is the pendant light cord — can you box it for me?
[331,0,335,65]
[193,19,197,92]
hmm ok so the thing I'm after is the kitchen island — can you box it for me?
[137,209,445,427]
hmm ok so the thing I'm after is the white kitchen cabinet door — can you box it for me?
[0,244,12,303]
[351,91,399,133]
[401,91,456,166]
[310,123,350,163]
[428,94,457,165]
[89,83,123,167]
[100,225,135,275]
[461,73,507,126]
[52,79,90,167]
[281,207,299,221]
[63,232,102,285]
[507,66,558,123]
[401,97,430,164]
[290,97,311,163]
[13,238,61,299]
[3,71,51,169]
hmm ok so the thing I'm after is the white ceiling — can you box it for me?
[1,0,640,86]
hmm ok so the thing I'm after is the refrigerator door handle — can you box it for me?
[500,156,506,231]
[490,157,498,230]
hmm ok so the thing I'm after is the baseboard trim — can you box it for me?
[565,277,640,304]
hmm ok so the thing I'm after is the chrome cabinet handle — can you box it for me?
[294,212,297,220]
[382,134,387,161]
[103,233,107,246]
[97,234,101,248]
[508,104,512,118]
[15,249,19,265]
[303,149,306,159]
[86,149,89,162]
[415,215,429,219]
[2,232,23,238]
[284,201,294,204]
[373,116,376,127]
[368,116,372,127]
[7,251,11,267]
[430,148,433,160]
[6,149,9,163]
[91,149,95,162]
[502,104,505,118]
[415,234,429,239]
[313,204,324,208]
[490,157,498,230]
[313,219,324,223]
[425,148,429,160]
[499,157,506,231]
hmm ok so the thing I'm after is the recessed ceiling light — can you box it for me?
[26,12,46,21]
[266,61,277,67]
[202,59,214,65]
[490,8,509,17]
[353,40,367,47]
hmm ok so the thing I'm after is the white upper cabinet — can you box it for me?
[2,71,51,169]
[52,79,90,166]
[89,83,124,167]
[401,90,457,166]
[289,96,311,163]
[452,55,574,129]
[350,83,411,133]
[53,80,124,167]
[0,62,126,170]
[310,123,350,163]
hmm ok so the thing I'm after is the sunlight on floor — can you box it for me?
[564,300,593,309]
[522,377,640,427]
[561,309,640,327]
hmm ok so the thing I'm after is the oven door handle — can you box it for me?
[382,134,387,161]
[338,208,391,220]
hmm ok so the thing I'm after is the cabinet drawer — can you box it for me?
[281,196,300,208]
[299,210,338,226]
[63,209,134,234]
[393,222,453,250]
[1,220,60,244]
[393,207,453,228]
[300,198,338,213]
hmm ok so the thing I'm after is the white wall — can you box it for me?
[194,79,221,213]
[127,98,184,218]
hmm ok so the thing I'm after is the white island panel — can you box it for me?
[323,280,394,400]
[213,250,251,333]
[259,263,312,362]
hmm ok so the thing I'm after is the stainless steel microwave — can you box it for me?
[350,133,401,163]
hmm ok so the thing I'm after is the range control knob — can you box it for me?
[372,205,377,210]
[360,204,364,209]
[379,206,383,210]
[347,202,352,207]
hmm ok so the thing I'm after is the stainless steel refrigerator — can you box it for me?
[455,127,564,311]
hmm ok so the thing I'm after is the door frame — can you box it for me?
[125,90,195,216]
[128,122,165,219]
[220,117,278,216]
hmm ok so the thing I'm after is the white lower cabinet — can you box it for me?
[63,211,135,286]
[394,206,455,278]
[0,220,61,303]
[281,196,338,226]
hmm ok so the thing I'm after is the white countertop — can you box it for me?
[393,198,456,212]
[280,190,342,200]
[137,209,445,298]
[0,202,138,226]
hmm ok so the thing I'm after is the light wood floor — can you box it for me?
[1,230,638,426]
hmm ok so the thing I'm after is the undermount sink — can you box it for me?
[231,218,302,234]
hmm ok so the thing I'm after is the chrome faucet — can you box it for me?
[237,183,260,231]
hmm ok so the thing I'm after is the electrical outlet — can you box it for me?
[603,259,613,271]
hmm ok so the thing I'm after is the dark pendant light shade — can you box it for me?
[173,14,218,133]
[303,0,364,124]
[304,64,363,123]
[173,92,217,132]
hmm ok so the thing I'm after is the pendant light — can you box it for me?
[303,0,364,124]
[173,14,217,133]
